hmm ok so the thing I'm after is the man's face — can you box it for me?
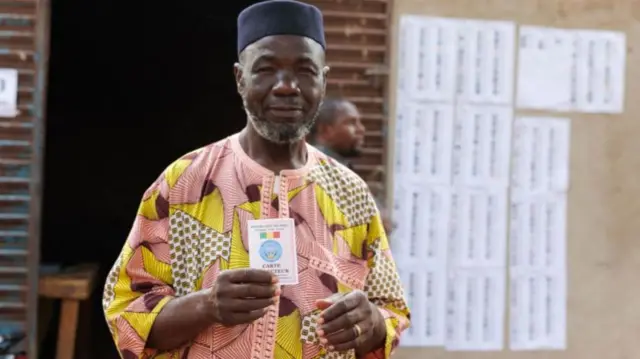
[326,101,365,157]
[234,35,327,144]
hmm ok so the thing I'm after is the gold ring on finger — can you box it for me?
[353,324,362,337]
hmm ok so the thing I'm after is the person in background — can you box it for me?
[308,97,365,170]
[309,98,392,233]
[102,1,409,358]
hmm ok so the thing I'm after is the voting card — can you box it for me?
[248,218,298,285]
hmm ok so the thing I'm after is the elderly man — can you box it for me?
[102,1,409,358]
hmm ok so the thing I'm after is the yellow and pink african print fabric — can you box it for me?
[102,134,410,359]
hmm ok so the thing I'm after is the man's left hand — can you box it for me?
[315,291,386,354]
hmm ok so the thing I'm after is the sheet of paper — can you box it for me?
[401,103,454,184]
[398,16,459,101]
[516,26,626,113]
[509,193,567,271]
[396,16,415,95]
[0,68,18,117]
[247,218,298,285]
[398,16,516,104]
[516,26,574,111]
[508,183,568,350]
[398,267,448,346]
[574,29,626,113]
[449,188,508,268]
[511,117,571,194]
[392,185,451,265]
[509,273,566,350]
[456,20,516,105]
[445,268,505,350]
[392,101,410,177]
[453,105,513,188]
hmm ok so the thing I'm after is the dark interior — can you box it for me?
[40,0,259,356]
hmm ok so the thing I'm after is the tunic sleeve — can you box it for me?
[102,171,176,358]
[361,210,411,358]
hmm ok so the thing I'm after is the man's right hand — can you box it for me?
[209,268,280,326]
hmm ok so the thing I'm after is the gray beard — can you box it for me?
[243,100,321,145]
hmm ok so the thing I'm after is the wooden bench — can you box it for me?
[39,263,99,359]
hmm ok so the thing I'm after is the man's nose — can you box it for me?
[272,71,299,95]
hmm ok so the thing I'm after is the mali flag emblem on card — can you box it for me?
[260,231,280,239]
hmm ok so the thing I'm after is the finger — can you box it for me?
[315,293,344,310]
[231,283,279,298]
[322,321,370,349]
[224,308,269,326]
[315,300,332,310]
[319,307,365,336]
[226,298,275,312]
[329,332,365,352]
[225,268,277,284]
[319,291,363,323]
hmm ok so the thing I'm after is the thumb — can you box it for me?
[315,299,332,310]
[315,293,342,309]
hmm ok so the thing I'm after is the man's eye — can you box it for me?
[255,67,274,73]
[299,68,316,74]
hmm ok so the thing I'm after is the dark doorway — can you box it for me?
[41,0,258,356]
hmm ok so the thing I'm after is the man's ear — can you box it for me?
[233,62,245,94]
[321,66,330,96]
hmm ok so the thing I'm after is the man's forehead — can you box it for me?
[244,35,324,62]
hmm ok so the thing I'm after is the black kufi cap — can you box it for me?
[237,0,326,54]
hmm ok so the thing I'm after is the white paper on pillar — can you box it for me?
[574,29,626,113]
[403,103,455,184]
[508,192,567,350]
[392,185,452,264]
[509,272,567,350]
[398,15,459,102]
[509,193,567,271]
[396,16,412,94]
[453,105,513,188]
[445,268,506,350]
[511,116,571,194]
[516,26,574,111]
[392,100,410,178]
[449,187,508,268]
[399,267,448,346]
[456,20,516,105]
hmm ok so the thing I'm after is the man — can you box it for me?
[310,99,392,234]
[102,1,409,358]
[308,97,365,170]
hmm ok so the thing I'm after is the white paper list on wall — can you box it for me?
[509,272,567,350]
[456,20,516,105]
[510,116,571,193]
[508,116,570,350]
[397,16,516,104]
[574,30,626,113]
[398,16,459,102]
[449,188,508,268]
[516,26,626,113]
[453,105,513,188]
[399,267,448,346]
[516,26,574,111]
[509,193,567,271]
[392,185,451,265]
[445,268,506,350]
[395,103,455,184]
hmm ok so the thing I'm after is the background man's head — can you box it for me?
[234,1,329,144]
[310,97,365,157]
